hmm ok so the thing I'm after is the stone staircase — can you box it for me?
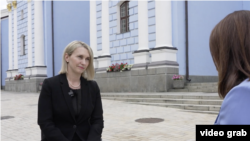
[101,93,222,114]
[169,82,218,93]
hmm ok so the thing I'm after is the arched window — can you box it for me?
[20,35,25,55]
[120,1,129,33]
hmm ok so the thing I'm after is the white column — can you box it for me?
[7,3,13,79]
[97,1,111,72]
[138,1,149,50]
[27,0,32,67]
[148,1,178,69]
[30,0,47,77]
[155,1,173,48]
[90,1,98,69]
[34,0,45,66]
[25,0,33,77]
[101,1,110,55]
[13,3,18,70]
[11,1,19,77]
[8,5,12,70]
[132,1,150,70]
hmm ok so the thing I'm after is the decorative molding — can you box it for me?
[97,57,111,68]
[97,55,111,59]
[7,3,12,12]
[150,47,178,51]
[147,60,179,67]
[95,67,107,72]
[132,49,149,54]
[12,1,17,9]
[132,63,149,69]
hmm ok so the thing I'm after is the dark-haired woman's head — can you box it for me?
[209,10,250,98]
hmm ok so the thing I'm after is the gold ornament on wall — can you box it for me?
[7,3,12,12]
[12,1,17,9]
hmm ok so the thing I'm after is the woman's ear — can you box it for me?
[65,53,69,63]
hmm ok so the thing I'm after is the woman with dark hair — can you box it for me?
[210,10,250,124]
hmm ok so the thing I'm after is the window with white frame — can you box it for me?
[116,0,130,34]
[20,35,25,55]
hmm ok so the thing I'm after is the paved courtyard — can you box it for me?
[1,90,217,141]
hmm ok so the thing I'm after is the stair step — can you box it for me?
[101,93,221,100]
[126,102,221,111]
[186,82,217,86]
[185,86,203,89]
[181,110,219,115]
[168,89,189,92]
[102,97,222,105]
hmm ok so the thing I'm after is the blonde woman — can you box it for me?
[38,41,103,141]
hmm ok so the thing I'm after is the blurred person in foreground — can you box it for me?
[210,10,250,124]
[38,41,103,141]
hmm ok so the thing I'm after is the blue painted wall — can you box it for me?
[182,1,245,76]
[243,1,250,10]
[44,0,53,78]
[1,18,9,86]
[53,1,90,75]
[172,1,186,75]
[173,1,248,76]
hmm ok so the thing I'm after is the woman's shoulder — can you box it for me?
[224,78,250,103]
[217,78,250,124]
[86,79,98,87]
[226,78,250,97]
[44,74,65,83]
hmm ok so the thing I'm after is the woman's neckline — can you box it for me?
[71,88,81,91]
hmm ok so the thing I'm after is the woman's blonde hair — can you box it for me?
[59,40,95,80]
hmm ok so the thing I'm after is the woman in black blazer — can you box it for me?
[38,41,104,141]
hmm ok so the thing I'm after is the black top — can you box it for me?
[38,73,103,141]
[71,89,82,141]
[71,89,81,119]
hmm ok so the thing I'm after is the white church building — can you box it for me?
[1,0,250,92]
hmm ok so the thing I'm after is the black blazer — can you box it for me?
[38,73,104,141]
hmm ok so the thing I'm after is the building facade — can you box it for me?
[91,0,250,92]
[1,0,90,91]
[1,0,250,92]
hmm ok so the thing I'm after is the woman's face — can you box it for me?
[65,47,90,75]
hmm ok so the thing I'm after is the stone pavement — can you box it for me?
[1,91,217,141]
